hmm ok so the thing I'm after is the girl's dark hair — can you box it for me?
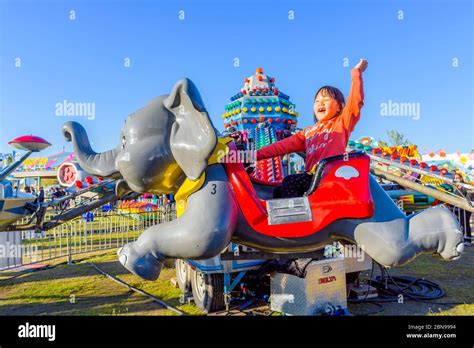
[454,172,465,183]
[313,86,346,121]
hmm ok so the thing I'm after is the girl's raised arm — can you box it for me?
[341,59,368,132]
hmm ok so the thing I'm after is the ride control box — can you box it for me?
[270,257,347,315]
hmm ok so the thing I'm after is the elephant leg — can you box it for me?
[334,176,464,267]
[352,207,463,267]
[117,164,238,280]
[409,207,464,261]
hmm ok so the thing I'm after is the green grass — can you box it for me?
[429,304,472,316]
[18,212,176,267]
[0,250,203,316]
[348,245,474,316]
[1,245,472,316]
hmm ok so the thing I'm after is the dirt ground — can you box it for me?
[349,245,473,316]
[0,246,472,316]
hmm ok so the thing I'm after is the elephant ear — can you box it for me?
[164,78,217,181]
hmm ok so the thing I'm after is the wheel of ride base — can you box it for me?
[190,269,225,313]
[175,259,192,293]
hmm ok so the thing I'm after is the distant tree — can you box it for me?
[378,129,413,147]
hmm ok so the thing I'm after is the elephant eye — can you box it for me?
[121,136,126,149]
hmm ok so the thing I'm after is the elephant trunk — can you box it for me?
[62,121,119,178]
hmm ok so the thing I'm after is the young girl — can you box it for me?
[256,59,368,198]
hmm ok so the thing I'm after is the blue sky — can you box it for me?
[0,0,472,157]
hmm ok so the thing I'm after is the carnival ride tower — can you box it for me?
[222,68,301,184]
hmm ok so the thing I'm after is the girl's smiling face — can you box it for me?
[313,91,341,121]
[454,174,463,183]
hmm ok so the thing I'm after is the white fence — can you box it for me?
[0,203,176,271]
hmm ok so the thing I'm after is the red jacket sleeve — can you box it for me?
[341,68,364,132]
[256,131,306,160]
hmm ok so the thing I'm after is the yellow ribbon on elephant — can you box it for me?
[175,137,233,217]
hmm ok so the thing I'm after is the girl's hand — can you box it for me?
[354,58,368,72]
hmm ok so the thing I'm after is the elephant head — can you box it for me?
[62,78,218,194]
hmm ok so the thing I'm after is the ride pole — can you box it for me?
[371,168,474,213]
[67,223,73,265]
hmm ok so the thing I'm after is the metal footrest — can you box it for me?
[266,197,312,225]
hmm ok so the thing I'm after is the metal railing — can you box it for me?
[445,204,472,244]
[0,202,176,271]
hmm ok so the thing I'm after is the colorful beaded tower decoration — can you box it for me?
[222,68,300,184]
[222,67,298,133]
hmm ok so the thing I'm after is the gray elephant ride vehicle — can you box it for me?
[62,78,464,313]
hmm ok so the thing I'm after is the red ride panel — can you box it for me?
[251,157,283,186]
[223,143,374,238]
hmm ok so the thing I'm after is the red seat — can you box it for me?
[223,142,374,238]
